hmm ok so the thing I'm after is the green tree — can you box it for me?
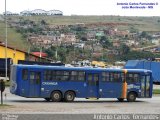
[140,31,148,38]
[119,44,130,55]
[41,20,47,25]
[100,36,111,48]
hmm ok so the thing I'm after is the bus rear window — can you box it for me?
[22,69,28,80]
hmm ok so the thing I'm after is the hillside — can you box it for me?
[8,15,160,31]
[0,15,160,51]
[0,15,29,51]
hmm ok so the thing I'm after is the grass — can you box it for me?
[153,89,160,94]
[8,15,160,31]
[5,81,10,87]
[0,19,28,51]
[0,104,12,109]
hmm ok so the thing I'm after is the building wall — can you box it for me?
[0,46,25,64]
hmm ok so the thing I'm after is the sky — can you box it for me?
[0,0,160,16]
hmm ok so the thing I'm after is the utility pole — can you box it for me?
[5,0,8,82]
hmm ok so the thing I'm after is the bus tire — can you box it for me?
[51,91,62,102]
[64,91,75,102]
[44,98,51,102]
[127,92,136,102]
[117,98,124,102]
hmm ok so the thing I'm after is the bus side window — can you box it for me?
[70,71,78,81]
[22,69,28,80]
[126,73,139,83]
[102,72,109,81]
[30,72,35,84]
[78,71,85,81]
[44,70,52,81]
[134,74,139,83]
[94,74,99,85]
[35,72,41,84]
[61,71,69,81]
[29,72,41,84]
[88,74,92,85]
[70,71,85,81]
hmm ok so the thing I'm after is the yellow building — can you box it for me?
[0,43,52,64]
[0,43,25,64]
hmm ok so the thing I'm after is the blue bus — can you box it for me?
[10,65,153,102]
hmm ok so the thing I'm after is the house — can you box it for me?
[74,43,85,48]
[152,39,160,45]
[125,40,139,47]
[0,42,52,64]
[112,40,121,47]
[87,31,96,40]
[60,33,77,43]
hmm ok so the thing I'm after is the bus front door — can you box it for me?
[29,71,41,97]
[141,75,151,98]
[86,73,99,98]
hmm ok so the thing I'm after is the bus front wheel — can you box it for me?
[51,91,62,102]
[127,92,136,102]
[64,91,75,102]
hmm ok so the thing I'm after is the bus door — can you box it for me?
[86,73,99,98]
[141,74,151,97]
[29,71,41,97]
[99,72,124,98]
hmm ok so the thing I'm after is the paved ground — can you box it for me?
[0,87,160,114]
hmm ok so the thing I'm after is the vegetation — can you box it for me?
[153,89,160,94]
[7,16,160,31]
[0,19,29,51]
[1,15,160,63]
[0,104,12,108]
[5,81,10,86]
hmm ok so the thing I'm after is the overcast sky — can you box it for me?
[0,0,160,16]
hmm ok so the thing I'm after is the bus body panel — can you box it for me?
[99,82,122,98]
[10,65,153,100]
[41,81,87,98]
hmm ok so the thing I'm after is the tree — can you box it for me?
[140,31,148,38]
[119,44,130,55]
[100,36,111,48]
[41,20,47,25]
[81,37,87,41]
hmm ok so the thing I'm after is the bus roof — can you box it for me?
[13,64,152,73]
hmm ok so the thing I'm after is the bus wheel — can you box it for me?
[117,98,124,102]
[51,91,62,102]
[64,91,75,102]
[44,98,51,102]
[127,92,136,102]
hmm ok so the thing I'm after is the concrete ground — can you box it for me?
[0,87,160,114]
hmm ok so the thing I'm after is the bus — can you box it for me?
[10,64,153,102]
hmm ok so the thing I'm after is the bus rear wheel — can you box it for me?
[51,91,62,102]
[117,98,124,102]
[64,91,75,102]
[127,92,136,102]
